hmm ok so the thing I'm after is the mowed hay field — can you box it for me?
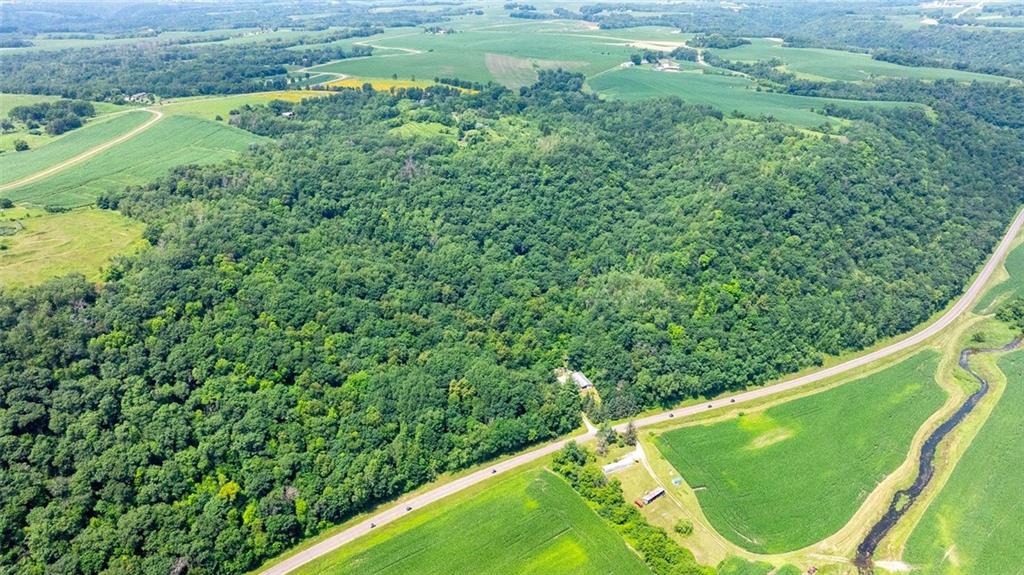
[484,53,586,88]
[903,351,1024,575]
[0,207,143,288]
[292,469,651,575]
[655,351,944,553]
[0,111,152,186]
[4,115,262,207]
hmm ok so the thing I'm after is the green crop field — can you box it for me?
[0,94,128,153]
[0,207,143,288]
[0,111,151,186]
[655,351,944,553]
[3,115,262,207]
[307,20,649,87]
[708,39,1013,83]
[293,469,651,575]
[587,67,916,127]
[303,16,978,126]
[160,91,329,121]
[903,351,1024,575]
[975,241,1024,313]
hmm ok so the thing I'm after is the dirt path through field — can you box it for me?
[0,108,164,194]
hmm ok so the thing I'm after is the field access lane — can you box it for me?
[261,207,1024,575]
[0,109,163,193]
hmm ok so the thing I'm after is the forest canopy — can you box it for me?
[2,72,1024,573]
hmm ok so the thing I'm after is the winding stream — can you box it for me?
[853,336,1022,572]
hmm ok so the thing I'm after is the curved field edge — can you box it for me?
[292,468,651,575]
[653,351,943,554]
[0,111,152,187]
[901,350,1024,574]
[898,351,1024,573]
[4,115,263,208]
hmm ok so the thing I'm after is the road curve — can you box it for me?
[0,109,163,193]
[261,207,1024,575]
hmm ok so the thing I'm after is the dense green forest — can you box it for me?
[0,33,375,100]
[3,70,1024,572]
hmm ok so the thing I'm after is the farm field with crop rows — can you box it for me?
[292,469,652,575]
[0,111,150,186]
[904,284,1024,573]
[4,115,262,207]
[655,351,943,553]
[587,67,918,127]
[903,350,1024,574]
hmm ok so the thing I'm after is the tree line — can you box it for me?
[3,71,1024,572]
[0,38,371,100]
[5,99,96,135]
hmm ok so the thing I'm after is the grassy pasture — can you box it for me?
[390,121,458,140]
[289,73,342,88]
[709,38,1013,83]
[903,351,1024,575]
[974,241,1024,313]
[1,93,61,151]
[484,52,586,88]
[4,115,262,207]
[0,207,143,288]
[715,557,775,575]
[0,111,151,187]
[159,91,329,120]
[0,93,60,116]
[655,351,944,554]
[0,94,126,152]
[294,468,651,575]
[587,67,915,128]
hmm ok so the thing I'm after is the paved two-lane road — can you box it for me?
[262,207,1024,575]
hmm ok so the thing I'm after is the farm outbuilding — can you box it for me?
[571,371,593,390]
[641,487,665,505]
